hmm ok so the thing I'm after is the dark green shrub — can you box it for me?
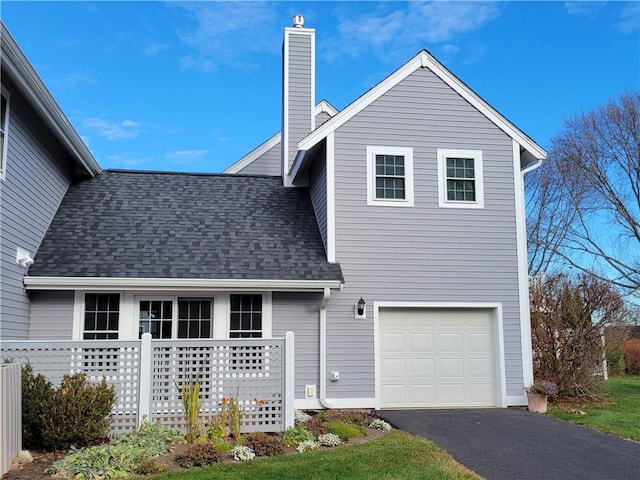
[303,417,328,437]
[244,432,284,456]
[42,373,116,450]
[175,443,223,468]
[21,363,54,449]
[281,426,315,447]
[325,421,366,440]
[606,348,626,376]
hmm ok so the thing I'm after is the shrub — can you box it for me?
[244,432,284,456]
[606,348,626,376]
[176,443,223,468]
[282,426,315,447]
[21,363,54,449]
[42,373,116,450]
[303,417,328,437]
[622,339,640,374]
[230,445,255,461]
[134,455,168,475]
[318,409,370,426]
[325,421,366,440]
[368,419,392,432]
[317,433,342,447]
[296,440,318,453]
[207,436,233,454]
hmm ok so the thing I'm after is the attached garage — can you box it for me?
[377,307,502,408]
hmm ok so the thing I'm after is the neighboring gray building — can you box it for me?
[3,17,546,410]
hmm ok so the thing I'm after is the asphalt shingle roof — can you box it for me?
[28,170,343,281]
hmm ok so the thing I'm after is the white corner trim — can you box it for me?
[296,50,546,162]
[514,140,534,387]
[223,132,280,174]
[437,149,484,209]
[373,301,507,409]
[326,132,336,263]
[315,100,338,117]
[366,145,414,207]
[24,276,343,291]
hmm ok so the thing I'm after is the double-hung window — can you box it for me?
[366,146,414,206]
[229,294,262,338]
[84,293,120,339]
[437,149,484,208]
[1,90,9,180]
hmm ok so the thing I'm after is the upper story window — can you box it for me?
[0,90,9,180]
[366,146,414,207]
[84,293,120,339]
[437,149,484,209]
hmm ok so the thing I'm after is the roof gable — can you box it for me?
[292,50,546,178]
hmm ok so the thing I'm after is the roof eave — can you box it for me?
[24,276,344,292]
[0,22,101,176]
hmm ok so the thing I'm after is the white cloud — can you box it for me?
[166,149,208,164]
[173,2,281,71]
[564,1,606,18]
[320,2,501,63]
[105,154,152,168]
[143,42,169,56]
[615,2,640,34]
[50,72,96,88]
[83,118,143,140]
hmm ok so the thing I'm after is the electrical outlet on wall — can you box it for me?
[330,371,339,381]
[305,384,317,398]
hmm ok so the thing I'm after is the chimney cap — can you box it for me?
[293,15,304,28]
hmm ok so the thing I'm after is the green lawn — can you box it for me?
[547,375,640,441]
[151,431,483,480]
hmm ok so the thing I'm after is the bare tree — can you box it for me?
[526,93,640,293]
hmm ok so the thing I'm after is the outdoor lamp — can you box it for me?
[355,297,366,319]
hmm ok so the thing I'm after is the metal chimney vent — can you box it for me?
[293,15,304,28]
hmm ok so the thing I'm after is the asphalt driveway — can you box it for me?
[378,408,640,480]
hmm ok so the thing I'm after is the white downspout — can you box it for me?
[319,287,334,408]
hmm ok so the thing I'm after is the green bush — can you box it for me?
[175,443,223,468]
[244,432,285,456]
[21,363,55,449]
[606,348,626,376]
[326,421,366,440]
[42,373,116,449]
[282,426,315,447]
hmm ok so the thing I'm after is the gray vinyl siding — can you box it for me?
[284,32,313,173]
[308,154,327,249]
[272,291,322,399]
[28,290,74,339]
[235,141,281,176]
[0,78,74,339]
[326,66,524,399]
[315,111,331,128]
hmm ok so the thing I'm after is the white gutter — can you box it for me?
[319,287,334,408]
[521,158,543,176]
[24,276,343,291]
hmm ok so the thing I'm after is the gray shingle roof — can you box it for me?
[28,170,343,282]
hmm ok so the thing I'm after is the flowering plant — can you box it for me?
[231,445,255,461]
[369,419,392,432]
[220,393,267,442]
[526,380,558,398]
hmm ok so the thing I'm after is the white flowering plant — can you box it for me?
[368,419,392,432]
[294,410,312,424]
[231,445,255,461]
[318,433,342,447]
[296,440,319,453]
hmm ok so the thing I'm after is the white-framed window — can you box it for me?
[136,296,214,339]
[366,146,414,206]
[437,149,484,209]
[229,294,263,338]
[83,293,120,339]
[1,88,10,180]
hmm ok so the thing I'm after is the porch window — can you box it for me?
[84,293,119,339]
[229,294,262,338]
[139,300,173,339]
[178,298,213,338]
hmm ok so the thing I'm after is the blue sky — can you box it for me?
[3,1,638,173]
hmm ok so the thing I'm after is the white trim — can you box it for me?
[223,132,280,174]
[295,398,323,410]
[0,23,100,176]
[514,140,534,388]
[366,146,414,207]
[315,100,338,117]
[24,276,342,291]
[437,149,484,209]
[373,301,507,409]
[506,394,527,406]
[326,132,336,262]
[0,86,10,180]
[294,50,545,174]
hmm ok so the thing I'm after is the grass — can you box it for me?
[547,375,640,441]
[150,431,483,480]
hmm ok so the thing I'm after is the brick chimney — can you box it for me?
[282,15,315,186]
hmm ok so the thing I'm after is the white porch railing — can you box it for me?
[0,332,294,436]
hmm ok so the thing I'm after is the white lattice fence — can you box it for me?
[0,334,294,438]
[149,339,285,433]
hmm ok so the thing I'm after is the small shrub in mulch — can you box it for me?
[244,432,285,456]
[175,443,223,468]
[282,426,315,447]
[317,409,371,426]
[325,420,367,440]
[303,417,328,437]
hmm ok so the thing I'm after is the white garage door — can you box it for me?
[379,308,497,408]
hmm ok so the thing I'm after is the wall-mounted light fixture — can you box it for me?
[16,247,34,268]
[355,297,366,320]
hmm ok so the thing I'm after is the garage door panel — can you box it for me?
[379,308,497,408]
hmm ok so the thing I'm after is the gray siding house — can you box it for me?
[3,17,546,410]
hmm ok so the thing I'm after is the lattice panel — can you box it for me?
[150,339,285,433]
